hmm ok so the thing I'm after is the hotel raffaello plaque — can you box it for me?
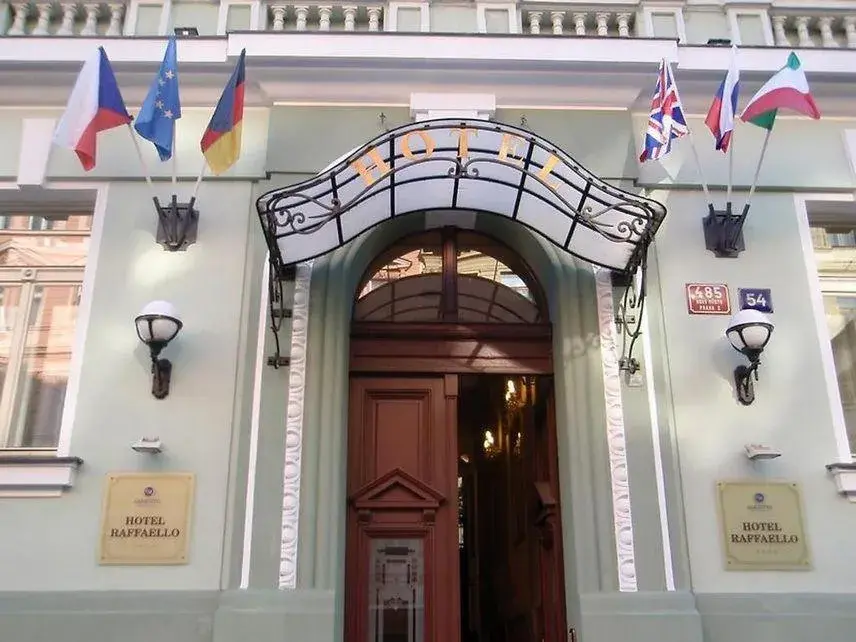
[717,480,811,571]
[98,472,195,565]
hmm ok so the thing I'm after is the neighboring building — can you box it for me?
[1,4,856,642]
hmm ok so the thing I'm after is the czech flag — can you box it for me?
[53,47,131,171]
[200,49,246,175]
[704,46,740,153]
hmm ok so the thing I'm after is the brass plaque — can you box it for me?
[98,472,195,565]
[717,481,811,571]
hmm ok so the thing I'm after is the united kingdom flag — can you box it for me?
[639,59,688,162]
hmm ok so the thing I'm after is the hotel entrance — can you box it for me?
[344,229,565,642]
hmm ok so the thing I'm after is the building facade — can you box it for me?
[1,3,856,642]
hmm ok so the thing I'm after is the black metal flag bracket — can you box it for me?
[153,195,199,251]
[702,201,747,258]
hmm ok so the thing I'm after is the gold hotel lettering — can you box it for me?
[351,147,391,187]
[401,131,436,160]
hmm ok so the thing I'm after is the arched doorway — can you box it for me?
[345,227,566,642]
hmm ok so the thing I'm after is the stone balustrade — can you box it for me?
[770,12,856,48]
[265,3,383,31]
[521,7,635,36]
[4,1,124,35]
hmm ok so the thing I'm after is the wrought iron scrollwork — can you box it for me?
[614,254,648,377]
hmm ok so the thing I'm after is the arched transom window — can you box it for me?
[355,229,547,324]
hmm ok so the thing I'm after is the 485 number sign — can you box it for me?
[685,283,731,315]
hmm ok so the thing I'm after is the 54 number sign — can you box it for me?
[738,288,773,313]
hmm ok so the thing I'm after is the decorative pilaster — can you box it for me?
[294,5,308,31]
[795,16,813,47]
[56,2,79,34]
[343,5,357,31]
[278,261,314,590]
[367,6,380,31]
[771,15,788,46]
[32,3,54,35]
[80,3,99,35]
[550,11,564,35]
[318,5,331,30]
[616,13,631,37]
[528,10,542,34]
[595,12,609,36]
[594,267,638,592]
[845,16,856,48]
[105,3,124,35]
[270,4,287,30]
[7,2,30,35]
[572,12,586,36]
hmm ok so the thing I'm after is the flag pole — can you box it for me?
[726,133,735,209]
[742,128,772,216]
[171,129,177,190]
[191,158,207,202]
[126,124,157,198]
[685,129,715,213]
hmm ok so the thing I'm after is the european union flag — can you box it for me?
[134,37,181,161]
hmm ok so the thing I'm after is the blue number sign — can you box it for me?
[738,288,773,313]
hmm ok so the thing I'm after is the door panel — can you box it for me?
[346,377,460,642]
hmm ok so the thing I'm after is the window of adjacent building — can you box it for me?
[135,4,166,35]
[483,8,510,34]
[169,1,220,35]
[395,7,423,32]
[0,212,90,450]
[811,210,856,454]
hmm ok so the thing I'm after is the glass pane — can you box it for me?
[0,214,91,267]
[736,14,766,46]
[396,7,421,32]
[368,539,424,642]
[9,284,81,448]
[227,4,252,30]
[360,237,443,298]
[0,286,22,406]
[457,247,532,301]
[651,13,677,38]
[484,9,509,34]
[825,295,856,454]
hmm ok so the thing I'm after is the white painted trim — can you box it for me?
[794,192,855,463]
[827,465,856,501]
[241,253,270,589]
[0,460,80,496]
[218,0,263,36]
[476,3,518,34]
[594,267,637,592]
[53,182,108,458]
[640,299,675,591]
[385,2,429,32]
[279,260,313,589]
[641,5,687,43]
[726,8,775,46]
[17,118,56,187]
[844,130,856,178]
[125,0,172,36]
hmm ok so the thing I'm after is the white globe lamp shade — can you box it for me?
[726,308,773,354]
[135,300,182,345]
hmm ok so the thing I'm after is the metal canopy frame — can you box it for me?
[255,118,668,371]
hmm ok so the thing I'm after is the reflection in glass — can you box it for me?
[825,295,856,454]
[368,539,424,642]
[0,286,22,401]
[9,284,81,448]
[0,213,90,267]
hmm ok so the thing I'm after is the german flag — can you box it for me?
[200,49,246,175]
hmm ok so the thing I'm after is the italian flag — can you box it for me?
[740,52,821,130]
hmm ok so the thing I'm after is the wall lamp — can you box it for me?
[725,309,774,405]
[135,301,183,399]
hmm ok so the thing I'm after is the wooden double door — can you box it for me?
[345,374,566,642]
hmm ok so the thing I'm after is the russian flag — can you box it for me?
[200,49,246,176]
[704,46,740,154]
[53,47,131,171]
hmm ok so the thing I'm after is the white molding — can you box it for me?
[17,118,56,187]
[409,92,496,121]
[0,458,82,496]
[844,130,856,178]
[727,7,775,46]
[385,2,429,32]
[793,192,856,463]
[218,0,263,35]
[827,464,856,502]
[641,5,687,42]
[279,260,313,589]
[476,3,518,34]
[594,267,638,592]
[640,292,675,591]
[241,253,270,589]
[53,182,108,458]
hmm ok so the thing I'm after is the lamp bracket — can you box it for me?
[703,204,747,258]
[151,356,172,399]
[154,195,199,252]
[734,358,761,405]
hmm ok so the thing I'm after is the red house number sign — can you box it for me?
[686,283,731,315]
